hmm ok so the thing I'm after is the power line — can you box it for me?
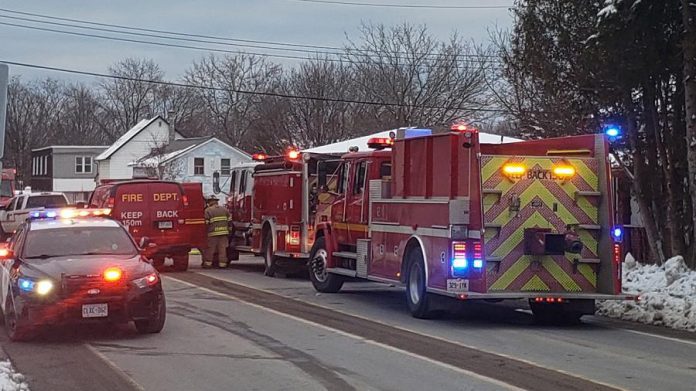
[0,13,500,65]
[290,0,512,9]
[1,60,506,113]
[0,21,502,71]
[0,7,501,61]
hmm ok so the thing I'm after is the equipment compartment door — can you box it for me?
[481,155,601,293]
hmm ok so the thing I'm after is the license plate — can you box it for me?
[158,221,173,229]
[82,303,108,318]
[446,279,469,293]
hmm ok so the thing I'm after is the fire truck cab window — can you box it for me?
[337,164,349,194]
[230,171,237,194]
[353,161,367,195]
[239,171,248,194]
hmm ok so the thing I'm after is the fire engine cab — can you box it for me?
[214,151,342,276]
[310,126,631,321]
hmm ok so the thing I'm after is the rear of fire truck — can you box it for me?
[312,125,631,322]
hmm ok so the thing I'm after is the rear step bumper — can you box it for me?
[426,288,637,301]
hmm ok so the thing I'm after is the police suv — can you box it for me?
[0,208,165,341]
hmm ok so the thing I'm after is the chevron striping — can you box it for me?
[481,157,509,183]
[490,255,530,291]
[521,275,551,292]
[542,258,582,292]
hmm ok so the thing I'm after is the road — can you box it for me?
[2,255,695,391]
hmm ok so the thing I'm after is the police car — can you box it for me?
[0,208,165,341]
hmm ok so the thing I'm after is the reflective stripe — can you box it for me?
[209,216,229,223]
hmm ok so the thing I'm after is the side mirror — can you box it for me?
[139,236,151,249]
[213,171,221,194]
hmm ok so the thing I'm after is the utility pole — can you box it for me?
[0,63,8,178]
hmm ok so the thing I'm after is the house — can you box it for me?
[95,115,185,182]
[30,145,108,203]
[130,136,251,201]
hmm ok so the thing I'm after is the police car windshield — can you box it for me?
[23,227,138,259]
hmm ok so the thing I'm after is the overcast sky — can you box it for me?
[1,0,513,82]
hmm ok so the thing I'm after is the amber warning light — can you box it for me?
[252,153,267,161]
[502,163,526,178]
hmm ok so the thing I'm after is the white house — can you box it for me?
[96,115,187,181]
[131,136,251,201]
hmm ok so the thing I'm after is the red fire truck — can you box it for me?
[0,168,17,208]
[309,126,631,321]
[214,152,341,276]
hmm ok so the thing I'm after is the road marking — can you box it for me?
[189,273,626,390]
[165,275,524,391]
[621,329,696,347]
[85,343,146,391]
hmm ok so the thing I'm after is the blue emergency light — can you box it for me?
[604,125,621,139]
[612,226,624,242]
[18,278,35,292]
[403,128,432,139]
[473,259,484,269]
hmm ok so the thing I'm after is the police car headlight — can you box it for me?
[18,278,54,295]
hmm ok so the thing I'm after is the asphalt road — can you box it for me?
[2,255,695,391]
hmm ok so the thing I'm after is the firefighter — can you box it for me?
[203,195,231,269]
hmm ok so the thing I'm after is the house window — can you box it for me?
[194,158,205,175]
[32,157,37,176]
[75,156,93,174]
[43,156,48,175]
[221,158,231,176]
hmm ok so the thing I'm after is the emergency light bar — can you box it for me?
[367,137,394,150]
[252,153,267,161]
[29,208,112,220]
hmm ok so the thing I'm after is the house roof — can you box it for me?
[302,129,522,154]
[131,136,251,167]
[31,145,109,152]
[96,115,178,161]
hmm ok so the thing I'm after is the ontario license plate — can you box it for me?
[158,221,173,229]
[446,279,469,293]
[82,303,108,318]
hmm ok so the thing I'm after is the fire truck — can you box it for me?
[0,168,16,208]
[309,126,631,321]
[214,151,341,276]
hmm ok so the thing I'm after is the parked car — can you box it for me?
[0,192,69,240]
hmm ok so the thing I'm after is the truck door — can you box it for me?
[330,162,351,247]
[345,159,370,243]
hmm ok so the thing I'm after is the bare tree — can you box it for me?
[98,58,165,139]
[345,23,493,128]
[184,54,282,149]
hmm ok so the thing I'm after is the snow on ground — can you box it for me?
[0,360,28,391]
[597,254,696,332]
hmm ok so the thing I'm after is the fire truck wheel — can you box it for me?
[308,237,344,293]
[172,254,189,272]
[405,249,433,319]
[263,234,278,277]
[152,256,166,270]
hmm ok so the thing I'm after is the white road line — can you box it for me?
[187,273,626,390]
[621,329,696,347]
[165,276,524,391]
[84,343,146,391]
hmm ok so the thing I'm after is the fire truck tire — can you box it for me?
[405,249,434,319]
[263,234,278,277]
[172,254,189,272]
[308,237,344,293]
[152,256,166,270]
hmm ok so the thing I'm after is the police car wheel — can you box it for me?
[308,237,344,293]
[405,249,433,319]
[4,298,33,342]
[263,234,277,277]
[135,295,166,334]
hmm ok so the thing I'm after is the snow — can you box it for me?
[597,1,618,19]
[130,144,198,167]
[0,360,29,391]
[303,129,521,154]
[597,254,696,332]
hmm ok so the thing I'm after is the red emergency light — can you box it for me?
[451,123,478,133]
[367,137,394,150]
[287,150,300,160]
[252,153,268,161]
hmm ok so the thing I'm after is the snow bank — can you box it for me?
[0,360,29,391]
[597,255,696,332]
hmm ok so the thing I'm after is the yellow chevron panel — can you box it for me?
[542,258,582,292]
[490,255,530,291]
[521,275,551,292]
[562,254,598,287]
[492,211,551,258]
[572,159,598,188]
[482,157,510,183]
